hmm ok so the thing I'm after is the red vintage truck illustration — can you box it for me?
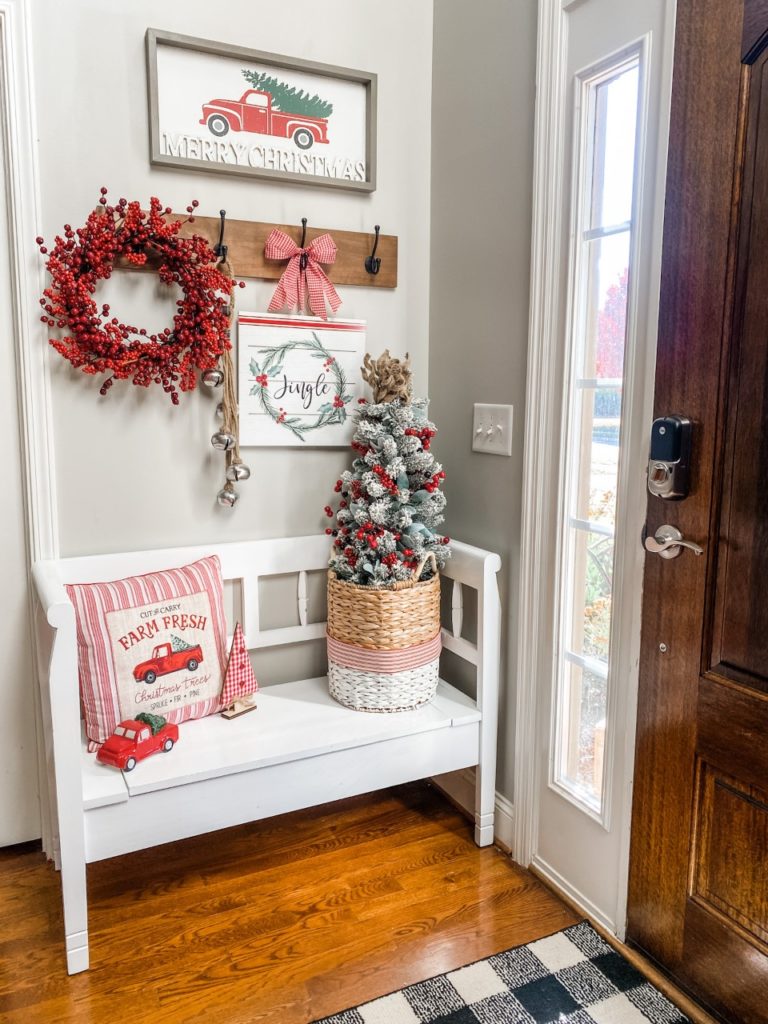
[200,90,330,150]
[133,641,203,685]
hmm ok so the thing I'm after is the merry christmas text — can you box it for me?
[161,132,366,181]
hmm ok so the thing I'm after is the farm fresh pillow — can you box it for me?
[66,555,228,748]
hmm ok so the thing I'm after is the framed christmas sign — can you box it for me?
[238,314,366,447]
[146,29,377,192]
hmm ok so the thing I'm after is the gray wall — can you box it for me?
[430,0,538,799]
[32,0,434,557]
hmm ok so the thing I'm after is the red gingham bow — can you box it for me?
[265,228,342,320]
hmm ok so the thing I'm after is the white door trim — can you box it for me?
[1,0,59,847]
[512,0,569,871]
[0,0,58,562]
[513,0,676,937]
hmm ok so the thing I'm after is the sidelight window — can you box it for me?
[552,51,641,816]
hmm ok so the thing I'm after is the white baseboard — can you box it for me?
[431,768,514,852]
[530,853,616,934]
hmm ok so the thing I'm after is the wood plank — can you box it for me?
[117,212,398,288]
[0,783,579,1024]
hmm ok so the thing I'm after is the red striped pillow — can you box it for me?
[66,555,228,748]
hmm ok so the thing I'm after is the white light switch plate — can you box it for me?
[472,403,513,456]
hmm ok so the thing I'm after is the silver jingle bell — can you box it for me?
[226,462,251,482]
[211,431,236,451]
[202,368,224,387]
[215,402,224,419]
[217,486,239,508]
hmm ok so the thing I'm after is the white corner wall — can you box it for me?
[430,0,538,801]
[31,0,433,557]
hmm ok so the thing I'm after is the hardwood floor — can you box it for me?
[0,783,578,1024]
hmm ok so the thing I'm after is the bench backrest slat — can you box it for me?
[36,536,500,669]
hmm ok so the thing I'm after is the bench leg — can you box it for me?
[66,931,89,974]
[474,763,495,847]
[61,849,89,973]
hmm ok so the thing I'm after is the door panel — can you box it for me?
[628,1,768,1019]
[711,46,768,692]
[692,766,768,948]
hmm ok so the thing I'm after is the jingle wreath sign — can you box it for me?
[249,333,353,442]
[37,190,251,506]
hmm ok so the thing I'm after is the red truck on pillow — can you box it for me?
[199,89,330,150]
[133,641,203,685]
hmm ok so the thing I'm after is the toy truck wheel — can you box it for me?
[144,670,157,684]
[187,658,199,671]
[163,738,174,752]
[124,757,137,772]
[207,114,230,137]
[293,128,314,150]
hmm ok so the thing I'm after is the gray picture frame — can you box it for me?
[146,29,377,193]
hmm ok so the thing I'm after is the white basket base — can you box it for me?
[328,658,440,713]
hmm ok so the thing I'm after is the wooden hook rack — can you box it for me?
[173,213,398,288]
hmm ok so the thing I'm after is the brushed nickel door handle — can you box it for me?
[644,524,704,560]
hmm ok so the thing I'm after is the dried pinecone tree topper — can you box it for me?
[361,350,412,404]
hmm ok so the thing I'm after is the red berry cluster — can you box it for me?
[342,546,358,568]
[372,464,398,494]
[424,470,446,493]
[405,426,437,451]
[355,521,385,549]
[37,189,241,403]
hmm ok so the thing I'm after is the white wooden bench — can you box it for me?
[31,535,501,974]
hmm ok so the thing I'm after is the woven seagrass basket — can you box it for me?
[327,552,442,713]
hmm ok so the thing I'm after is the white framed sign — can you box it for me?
[146,29,377,193]
[238,314,366,447]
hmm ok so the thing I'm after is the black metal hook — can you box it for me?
[299,217,309,270]
[365,225,381,275]
[214,209,228,262]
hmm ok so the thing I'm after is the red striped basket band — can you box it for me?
[327,630,442,675]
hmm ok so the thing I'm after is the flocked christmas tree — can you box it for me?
[326,351,449,587]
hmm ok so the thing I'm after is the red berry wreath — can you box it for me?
[37,189,242,404]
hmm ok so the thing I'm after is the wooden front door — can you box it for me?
[628,2,768,1021]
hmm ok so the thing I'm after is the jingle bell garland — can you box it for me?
[37,189,243,404]
[200,259,251,508]
[325,352,450,587]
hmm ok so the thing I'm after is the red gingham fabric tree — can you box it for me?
[219,623,259,710]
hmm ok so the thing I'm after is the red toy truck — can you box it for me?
[133,642,203,685]
[200,90,330,150]
[97,715,179,773]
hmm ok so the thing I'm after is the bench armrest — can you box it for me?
[33,561,75,629]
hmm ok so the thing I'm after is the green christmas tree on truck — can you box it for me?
[242,69,334,118]
[325,351,449,587]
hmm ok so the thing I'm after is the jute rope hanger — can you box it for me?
[219,257,241,467]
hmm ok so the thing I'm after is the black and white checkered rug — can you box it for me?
[314,922,689,1024]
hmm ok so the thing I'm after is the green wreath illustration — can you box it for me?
[249,333,352,442]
